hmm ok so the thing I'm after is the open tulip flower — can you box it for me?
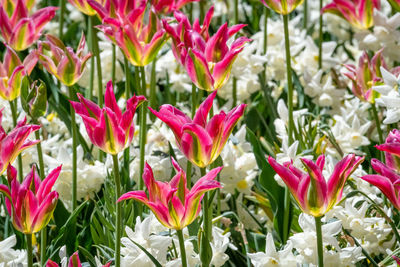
[118,158,222,230]
[322,0,380,30]
[163,6,251,91]
[1,0,36,16]
[151,0,199,14]
[0,44,37,101]
[149,91,246,168]
[259,0,304,15]
[343,50,386,103]
[0,110,40,175]
[0,165,61,234]
[0,0,57,51]
[268,154,364,217]
[68,0,104,16]
[37,33,91,86]
[92,0,167,66]
[70,81,146,155]
[362,130,400,209]
[47,251,111,267]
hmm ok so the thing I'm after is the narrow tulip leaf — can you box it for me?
[78,246,97,267]
[246,127,289,242]
[128,239,163,267]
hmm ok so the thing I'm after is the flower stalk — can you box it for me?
[139,66,147,190]
[318,0,323,69]
[282,13,294,242]
[315,216,324,267]
[26,233,33,267]
[112,154,122,267]
[69,86,78,211]
[9,100,23,182]
[58,0,66,39]
[177,229,188,267]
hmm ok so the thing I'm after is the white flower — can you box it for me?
[121,214,172,267]
[0,235,27,266]
[248,233,300,267]
[373,67,400,124]
[290,213,363,266]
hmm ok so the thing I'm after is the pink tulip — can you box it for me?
[70,81,146,155]
[151,0,199,14]
[0,0,57,51]
[0,44,37,101]
[118,158,222,230]
[68,0,104,16]
[259,0,304,14]
[149,91,246,168]
[343,49,386,103]
[91,0,167,66]
[268,154,364,217]
[0,110,40,175]
[362,130,400,209]
[47,251,111,267]
[163,6,250,91]
[1,0,36,16]
[37,34,92,86]
[322,0,380,30]
[0,165,61,234]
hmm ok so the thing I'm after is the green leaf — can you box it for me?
[246,127,289,242]
[128,239,163,267]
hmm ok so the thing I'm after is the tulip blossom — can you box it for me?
[68,0,101,16]
[151,0,199,14]
[118,158,222,230]
[268,154,364,217]
[92,0,167,66]
[259,0,304,15]
[47,251,111,267]
[1,0,36,16]
[0,44,37,101]
[70,81,145,155]
[149,91,246,168]
[362,130,400,209]
[0,165,61,234]
[322,0,380,30]
[343,50,386,103]
[0,110,40,175]
[0,0,57,51]
[163,7,251,91]
[37,34,91,86]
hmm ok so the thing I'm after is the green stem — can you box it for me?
[263,9,268,55]
[186,84,198,189]
[124,57,130,186]
[177,229,188,267]
[9,100,23,182]
[303,0,308,29]
[91,16,103,107]
[69,86,78,211]
[139,66,147,191]
[26,233,33,267]
[282,14,294,243]
[149,60,157,112]
[112,44,116,84]
[112,154,122,267]
[371,103,384,157]
[200,168,211,240]
[233,0,239,108]
[318,0,323,69]
[34,126,47,265]
[58,0,66,39]
[315,216,324,267]
[200,0,205,23]
[88,15,95,100]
